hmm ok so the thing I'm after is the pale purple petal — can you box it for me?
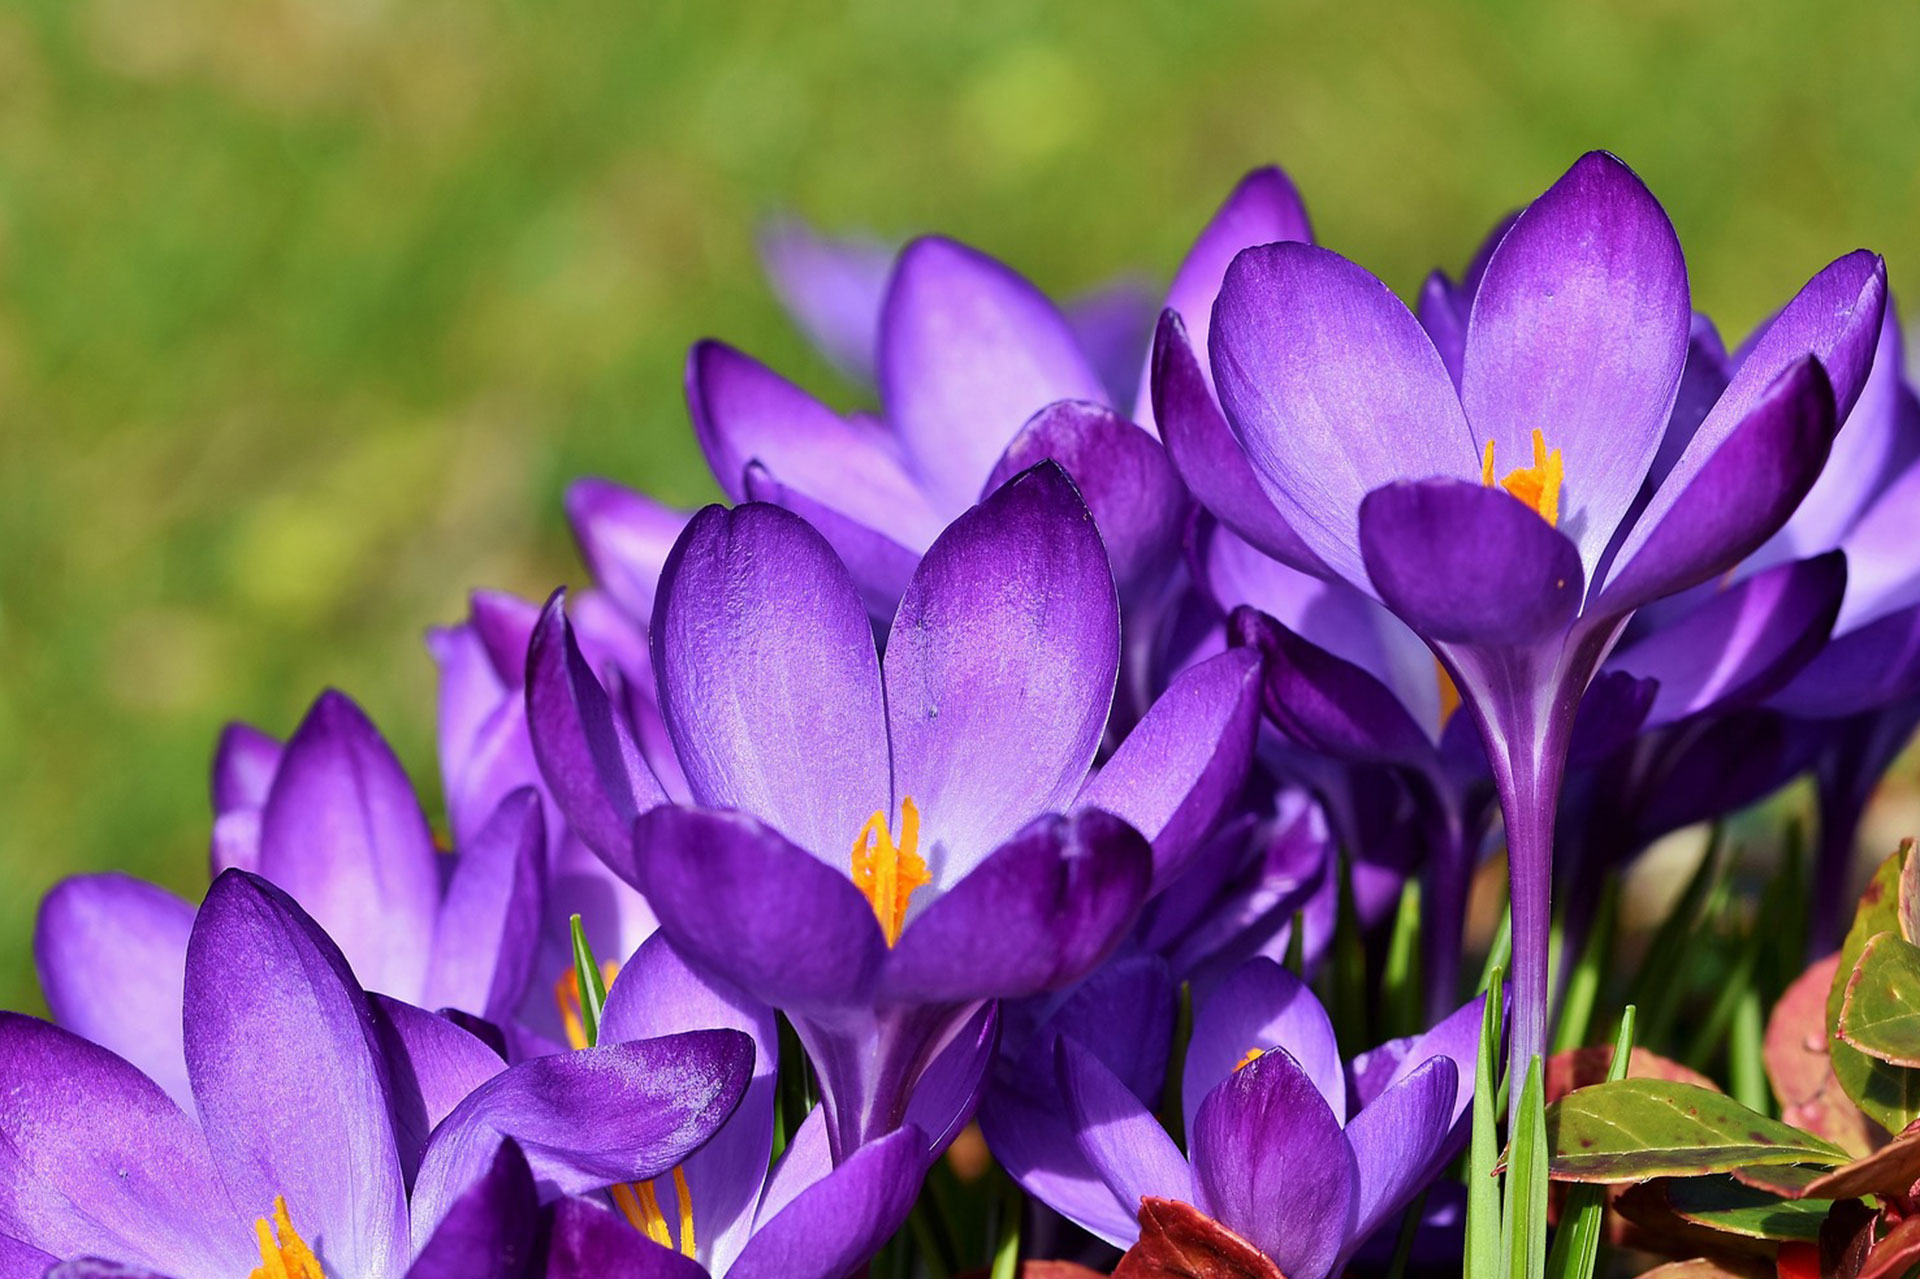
[34,874,195,1112]
[741,460,922,619]
[256,690,440,1001]
[423,789,546,1022]
[884,462,1118,879]
[729,1127,929,1279]
[184,872,408,1279]
[211,722,281,816]
[404,1139,537,1279]
[1058,1036,1192,1247]
[1183,958,1344,1140]
[879,236,1109,508]
[1342,1057,1459,1243]
[1211,242,1477,589]
[544,1197,706,1279]
[566,479,690,629]
[1229,608,1436,766]
[1836,457,1920,632]
[1068,277,1157,409]
[758,216,894,385]
[653,503,889,864]
[1461,151,1690,572]
[368,996,507,1187]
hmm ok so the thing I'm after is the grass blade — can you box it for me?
[1465,966,1507,1279]
[1545,1006,1636,1279]
[569,913,607,1048]
[1504,1054,1549,1279]
[1552,877,1618,1054]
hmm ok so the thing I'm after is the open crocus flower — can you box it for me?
[1166,148,1886,1071]
[1,871,753,1279]
[37,689,551,1108]
[1051,957,1484,1279]
[529,462,1263,1161]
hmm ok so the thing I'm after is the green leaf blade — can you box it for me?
[1547,1079,1849,1183]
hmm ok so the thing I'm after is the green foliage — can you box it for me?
[1829,845,1920,1131]
[1545,1079,1848,1182]
[1837,931,1920,1068]
[1545,1007,1634,1279]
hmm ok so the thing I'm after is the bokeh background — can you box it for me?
[5,0,1920,1011]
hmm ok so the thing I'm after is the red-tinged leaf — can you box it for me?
[1839,933,1920,1068]
[1898,842,1920,946]
[1766,954,1882,1158]
[1612,1180,1777,1260]
[959,1266,1109,1279]
[1633,1258,1772,1279]
[1548,1045,1720,1103]
[1549,1080,1849,1183]
[1856,1214,1920,1279]
[1816,1199,1876,1279]
[1661,1177,1831,1241]
[1113,1198,1285,1279]
[1830,845,1920,1133]
[1787,1119,1920,1200]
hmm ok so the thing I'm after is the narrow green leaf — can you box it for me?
[1828,844,1920,1131]
[1838,931,1920,1067]
[1479,909,1513,997]
[1547,1078,1850,1182]
[1385,879,1424,1039]
[569,913,606,1048]
[1285,908,1307,979]
[1465,966,1506,1279]
[1503,1056,1548,1279]
[1552,878,1618,1055]
[1163,981,1195,1149]
[990,1179,1022,1279]
[1729,985,1768,1116]
[1545,1007,1636,1279]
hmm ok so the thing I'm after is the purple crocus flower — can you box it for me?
[529,462,1263,1161]
[1164,148,1885,1071]
[2,871,752,1279]
[38,689,552,1105]
[1049,957,1483,1279]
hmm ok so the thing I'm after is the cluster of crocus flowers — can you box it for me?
[7,148,1913,1279]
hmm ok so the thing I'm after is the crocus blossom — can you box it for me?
[3,871,753,1279]
[1169,148,1885,1073]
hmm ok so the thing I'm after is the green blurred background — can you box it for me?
[4,0,1919,1012]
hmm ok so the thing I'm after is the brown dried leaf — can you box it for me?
[1113,1198,1284,1279]
[1634,1257,1774,1279]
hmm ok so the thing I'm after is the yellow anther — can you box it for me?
[248,1196,324,1279]
[610,1166,697,1258]
[851,796,930,947]
[1481,429,1563,526]
[553,959,622,1051]
[1234,1047,1266,1072]
[1435,660,1462,727]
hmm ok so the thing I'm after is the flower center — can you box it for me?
[1481,428,1563,526]
[1234,1047,1266,1072]
[850,796,928,947]
[248,1196,323,1279]
[612,1167,697,1259]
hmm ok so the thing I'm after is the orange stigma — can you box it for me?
[1234,1047,1266,1072]
[851,796,929,946]
[1435,660,1462,727]
[248,1196,324,1279]
[611,1165,697,1259]
[1481,428,1563,526]
[554,959,622,1052]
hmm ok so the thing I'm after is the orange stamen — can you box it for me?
[249,1196,325,1279]
[1234,1047,1266,1072]
[610,1166,697,1258]
[1436,660,1462,727]
[850,796,929,946]
[553,959,622,1052]
[1481,429,1563,526]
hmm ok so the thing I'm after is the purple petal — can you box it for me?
[184,872,408,1279]
[410,1028,753,1248]
[1461,152,1691,572]
[422,789,546,1022]
[879,236,1109,507]
[1154,311,1326,573]
[1640,315,1735,501]
[755,1106,830,1227]
[543,1198,706,1279]
[1342,1057,1459,1243]
[368,996,507,1187]
[0,1238,56,1279]
[0,1014,246,1275]
[256,689,440,1001]
[1417,271,1469,390]
[1360,479,1584,645]
[211,722,281,816]
[1076,648,1262,884]
[566,479,690,630]
[1190,1046,1358,1279]
[525,591,667,868]
[729,1126,928,1279]
[685,342,938,544]
[757,216,895,384]
[1836,457,1920,632]
[984,401,1187,592]
[1137,166,1315,427]
[653,503,889,863]
[979,956,1176,1243]
[1600,358,1839,616]
[884,810,1151,1004]
[428,607,537,857]
[631,806,885,1011]
[1353,993,1486,1125]
[1770,602,1920,719]
[34,874,195,1112]
[601,933,777,1276]
[740,460,922,619]
[1211,241,1476,589]
[1067,277,1158,409]
[1229,608,1434,766]
[1607,553,1847,726]
[1727,251,1889,430]
[1183,958,1343,1139]
[901,1003,999,1158]
[884,462,1119,879]
[1058,1036,1192,1247]
[404,1139,537,1279]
